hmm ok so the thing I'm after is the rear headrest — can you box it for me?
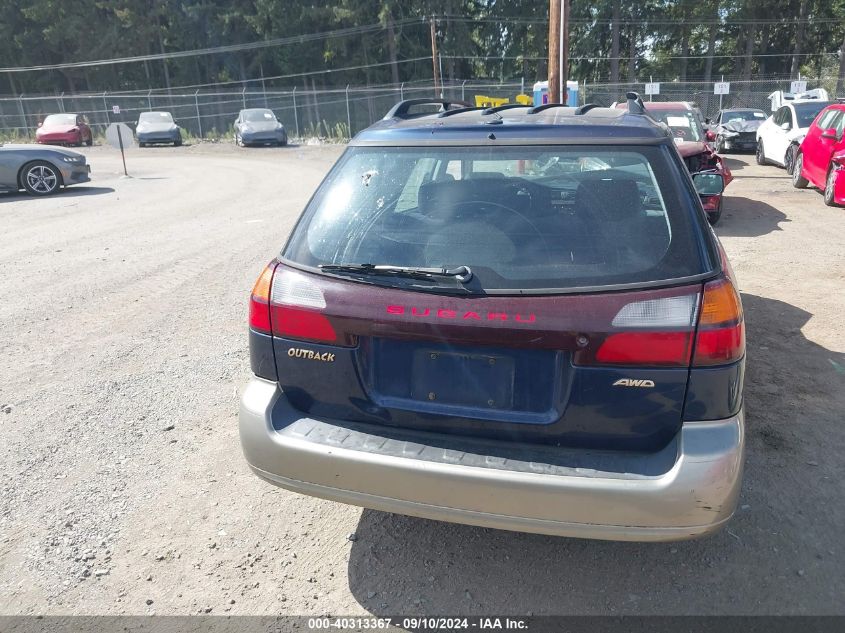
[574,178,642,223]
[417,179,483,216]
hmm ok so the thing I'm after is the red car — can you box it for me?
[616,101,732,224]
[36,113,93,147]
[793,103,845,206]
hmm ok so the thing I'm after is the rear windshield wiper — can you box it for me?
[319,263,473,283]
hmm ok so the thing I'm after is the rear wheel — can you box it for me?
[792,153,809,188]
[824,168,840,207]
[755,140,767,165]
[21,161,62,196]
[174,137,182,147]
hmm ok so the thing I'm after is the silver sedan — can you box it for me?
[0,143,91,196]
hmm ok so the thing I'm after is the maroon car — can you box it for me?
[36,113,93,147]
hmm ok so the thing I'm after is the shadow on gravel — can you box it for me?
[346,294,845,616]
[0,186,115,202]
[715,195,789,238]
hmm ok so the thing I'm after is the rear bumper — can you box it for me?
[239,377,744,542]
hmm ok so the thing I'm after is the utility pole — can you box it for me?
[548,0,561,103]
[561,0,569,103]
[430,17,441,98]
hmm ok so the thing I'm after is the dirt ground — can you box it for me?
[0,143,843,617]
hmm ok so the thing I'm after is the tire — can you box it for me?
[85,136,93,147]
[784,145,796,175]
[139,142,147,148]
[707,196,723,225]
[755,140,767,165]
[174,138,182,147]
[792,153,809,189]
[21,160,62,196]
[824,168,840,207]
[278,136,287,147]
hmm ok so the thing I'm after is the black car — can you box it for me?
[239,94,745,542]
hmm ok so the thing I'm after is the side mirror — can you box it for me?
[704,117,711,124]
[780,122,791,130]
[693,172,724,196]
[821,127,840,140]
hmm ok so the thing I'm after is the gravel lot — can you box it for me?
[0,143,843,616]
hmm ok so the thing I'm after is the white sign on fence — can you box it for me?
[644,82,660,95]
[112,105,121,115]
[790,80,807,94]
[714,82,730,95]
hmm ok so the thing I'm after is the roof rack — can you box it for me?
[574,103,600,115]
[527,103,568,114]
[382,98,472,120]
[438,106,487,118]
[625,91,647,115]
[482,103,531,115]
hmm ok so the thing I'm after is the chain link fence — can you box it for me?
[2,75,839,142]
[0,79,525,142]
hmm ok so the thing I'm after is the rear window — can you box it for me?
[283,145,710,293]
[646,110,703,142]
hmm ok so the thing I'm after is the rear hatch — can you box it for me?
[260,143,722,451]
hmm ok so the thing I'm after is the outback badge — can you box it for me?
[613,378,655,388]
[288,348,335,362]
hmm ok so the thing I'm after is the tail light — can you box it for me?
[248,262,276,334]
[248,264,349,345]
[582,275,744,368]
[692,278,744,366]
[587,293,699,367]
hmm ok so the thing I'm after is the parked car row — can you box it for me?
[31,108,289,149]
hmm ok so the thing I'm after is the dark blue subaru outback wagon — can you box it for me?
[240,94,745,541]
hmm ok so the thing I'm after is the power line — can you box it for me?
[0,19,425,74]
[105,57,433,94]
[443,51,841,62]
[440,14,845,26]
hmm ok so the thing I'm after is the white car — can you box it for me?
[755,100,832,173]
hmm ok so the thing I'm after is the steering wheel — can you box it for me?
[444,198,552,265]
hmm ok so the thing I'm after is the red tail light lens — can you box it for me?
[595,331,693,366]
[270,305,337,342]
[248,262,276,334]
[692,278,744,366]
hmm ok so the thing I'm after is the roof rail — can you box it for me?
[527,103,568,114]
[438,106,486,118]
[382,98,472,120]
[574,103,600,115]
[626,91,646,115]
[482,103,531,115]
